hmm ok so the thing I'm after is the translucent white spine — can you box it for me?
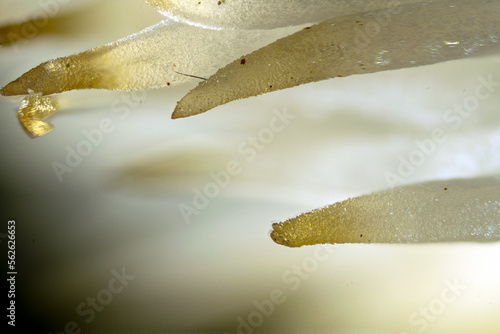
[173,0,500,118]
[270,177,500,247]
[145,0,426,29]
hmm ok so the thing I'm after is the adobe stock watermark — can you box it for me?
[48,267,135,334]
[178,107,296,224]
[385,74,500,187]
[4,0,71,51]
[400,278,467,334]
[52,90,146,182]
[225,244,337,334]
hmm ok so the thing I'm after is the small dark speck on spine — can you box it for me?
[240,58,246,65]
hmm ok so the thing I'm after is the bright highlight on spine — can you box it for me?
[270,177,500,247]
[144,0,425,29]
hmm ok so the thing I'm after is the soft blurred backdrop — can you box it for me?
[1,1,499,333]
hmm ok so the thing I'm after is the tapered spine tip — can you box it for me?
[171,106,183,119]
[172,101,205,119]
[0,81,26,96]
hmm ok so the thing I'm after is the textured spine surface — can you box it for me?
[271,177,500,247]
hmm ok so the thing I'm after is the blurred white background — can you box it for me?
[0,1,499,333]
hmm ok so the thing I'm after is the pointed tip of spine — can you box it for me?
[171,106,183,119]
[270,222,297,247]
[172,99,206,119]
[0,80,26,96]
